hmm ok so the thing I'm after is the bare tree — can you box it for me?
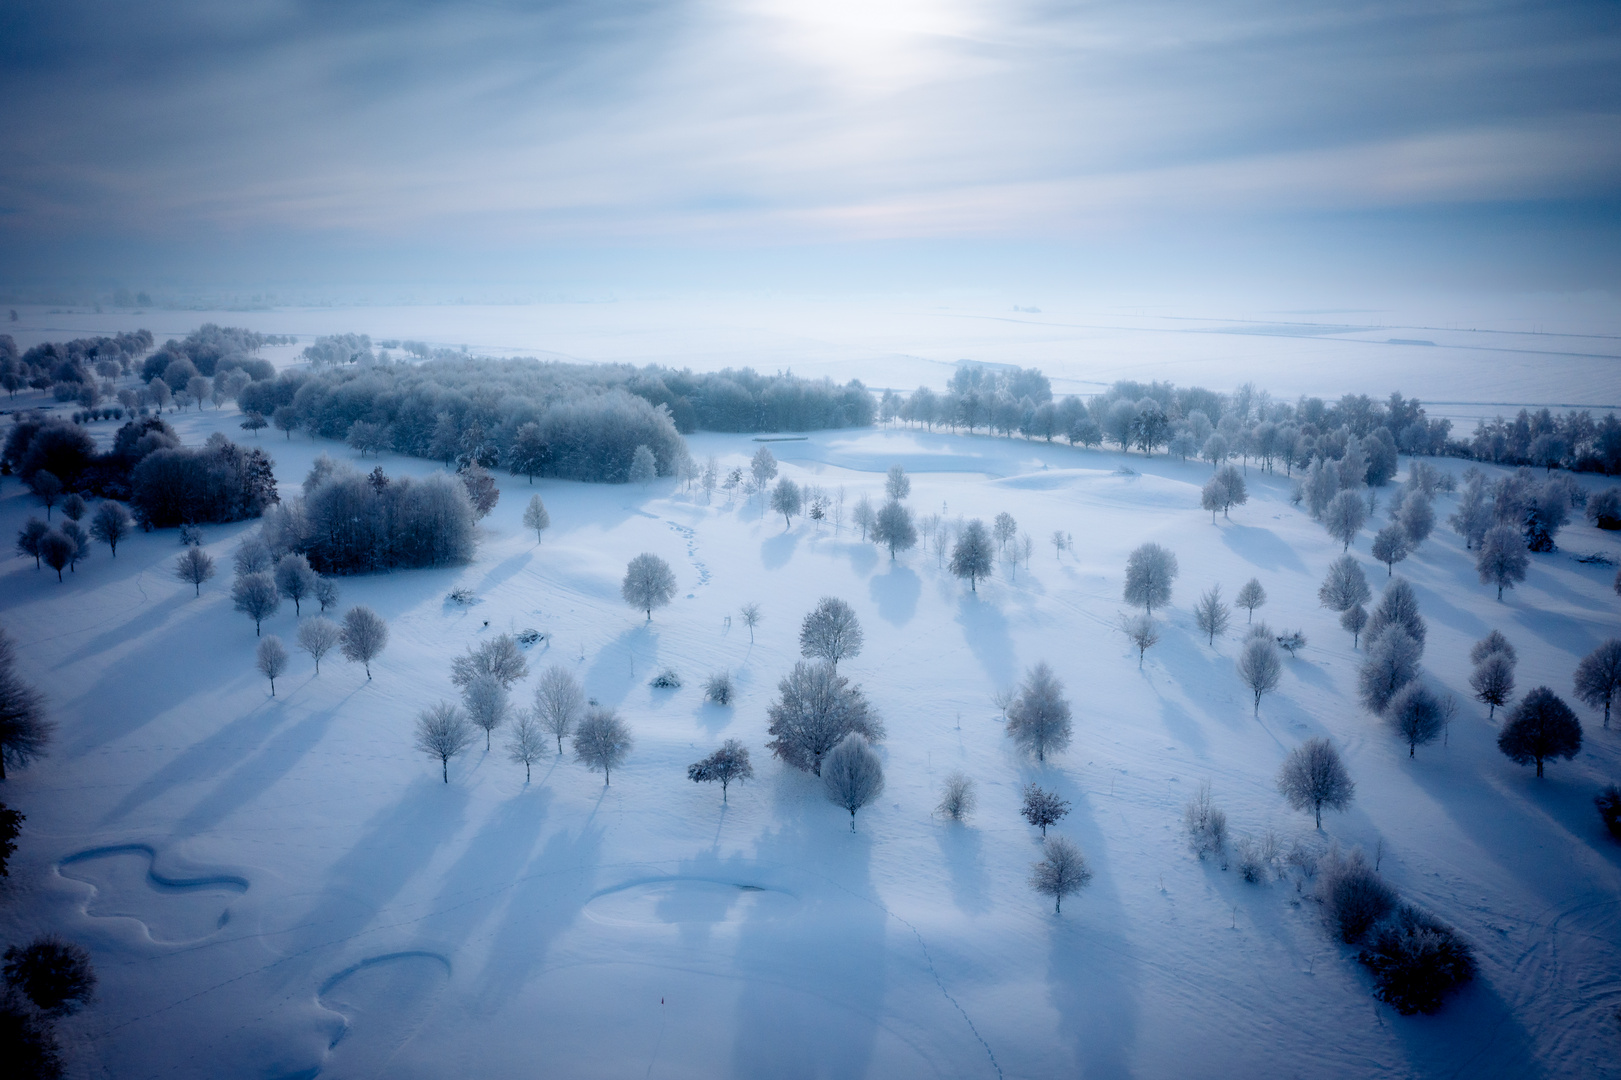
[1192,585,1231,645]
[1029,836,1092,914]
[522,495,550,543]
[1123,543,1178,614]
[1318,555,1371,614]
[574,706,633,784]
[1573,639,1621,729]
[821,734,884,831]
[339,605,389,678]
[993,512,1018,552]
[950,519,994,591]
[415,701,474,783]
[232,572,280,635]
[1476,525,1528,600]
[1005,662,1073,761]
[297,616,340,674]
[1020,784,1070,836]
[1498,687,1582,778]
[1234,577,1266,623]
[688,739,754,801]
[852,494,876,541]
[739,602,762,643]
[89,501,132,556]
[1387,682,1448,756]
[506,710,546,782]
[1050,529,1068,559]
[0,629,53,781]
[450,634,529,690]
[936,773,976,821]
[1237,637,1283,716]
[255,636,288,696]
[273,554,317,614]
[1324,489,1369,551]
[1277,737,1355,828]
[1456,631,1502,697]
[800,597,863,670]
[1358,626,1422,714]
[175,546,216,596]
[1120,613,1160,669]
[622,553,677,620]
[462,673,509,750]
[766,661,884,775]
[40,530,73,581]
[533,665,585,752]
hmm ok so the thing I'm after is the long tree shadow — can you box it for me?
[416,787,554,956]
[869,564,920,626]
[955,592,1017,689]
[583,623,657,709]
[760,529,799,570]
[172,703,346,837]
[934,823,990,915]
[1221,525,1309,576]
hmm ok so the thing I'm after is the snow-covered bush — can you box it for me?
[649,669,681,689]
[703,672,733,705]
[1317,847,1396,944]
[1357,905,1476,1014]
[1234,830,1281,884]
[1183,781,1228,864]
[936,773,976,822]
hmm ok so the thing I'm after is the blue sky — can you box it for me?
[2,0,1618,299]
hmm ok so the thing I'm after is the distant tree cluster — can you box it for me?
[1,328,153,400]
[129,433,279,528]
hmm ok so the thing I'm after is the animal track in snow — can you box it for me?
[666,521,710,586]
[57,845,248,943]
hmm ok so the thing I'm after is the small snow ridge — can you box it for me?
[583,877,798,928]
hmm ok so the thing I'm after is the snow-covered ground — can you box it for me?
[3,399,1620,1078]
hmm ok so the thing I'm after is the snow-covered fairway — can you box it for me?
[3,413,1619,1079]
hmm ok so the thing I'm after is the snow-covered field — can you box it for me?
[3,389,1620,1078]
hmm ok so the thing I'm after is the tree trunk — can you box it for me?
[442,758,449,783]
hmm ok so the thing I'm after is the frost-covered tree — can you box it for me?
[1234,577,1266,623]
[1030,836,1092,914]
[16,518,48,569]
[872,499,918,559]
[936,772,976,821]
[1359,626,1422,714]
[800,597,863,670]
[1338,437,1368,490]
[314,575,339,613]
[1497,687,1582,778]
[415,701,474,782]
[1006,662,1073,760]
[462,673,509,750]
[1448,475,1493,549]
[459,464,499,520]
[1324,489,1369,551]
[339,605,388,678]
[574,706,633,784]
[1573,640,1621,728]
[822,733,884,831]
[1366,577,1426,651]
[39,530,73,581]
[766,661,883,775]
[629,444,657,488]
[750,446,778,490]
[297,616,340,674]
[175,546,216,596]
[59,494,86,523]
[1021,783,1070,836]
[1475,525,1528,600]
[234,534,272,577]
[1302,456,1340,519]
[1120,613,1160,669]
[1207,464,1247,520]
[1123,542,1178,614]
[1469,630,1516,667]
[1237,637,1283,716]
[950,519,994,591]
[273,553,317,615]
[256,636,288,696]
[89,501,132,557]
[1318,555,1371,614]
[993,512,1018,552]
[1277,737,1355,828]
[0,630,53,781]
[2,935,96,1016]
[522,495,550,543]
[885,465,910,501]
[506,422,549,483]
[1370,525,1410,576]
[1202,433,1230,469]
[1400,496,1434,548]
[703,671,734,705]
[622,553,676,620]
[31,470,62,519]
[688,739,753,801]
[232,572,280,635]
[739,602,762,643]
[1470,653,1515,719]
[1388,683,1448,757]
[533,665,585,752]
[1194,585,1231,645]
[450,634,529,690]
[505,710,546,782]
[852,494,875,541]
[1340,604,1369,647]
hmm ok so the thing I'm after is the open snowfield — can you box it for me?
[3,389,1621,1078]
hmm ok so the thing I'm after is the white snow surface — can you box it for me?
[3,405,1620,1078]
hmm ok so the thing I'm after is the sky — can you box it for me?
[2,0,1619,304]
